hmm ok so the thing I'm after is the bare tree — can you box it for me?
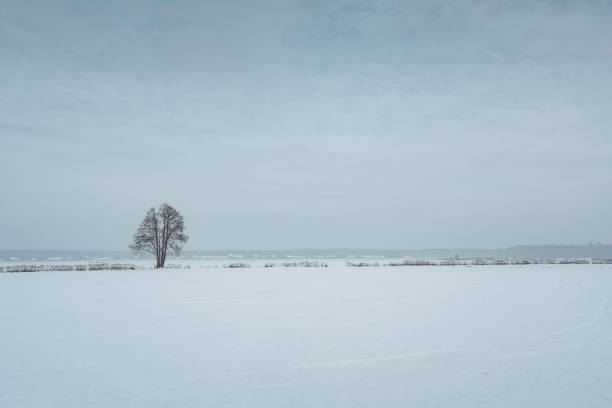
[130,203,189,268]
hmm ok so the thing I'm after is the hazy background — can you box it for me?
[1,0,611,250]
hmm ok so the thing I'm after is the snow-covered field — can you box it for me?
[1,263,612,407]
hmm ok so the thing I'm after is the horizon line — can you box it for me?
[1,244,610,252]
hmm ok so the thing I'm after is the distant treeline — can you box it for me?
[502,245,612,259]
[2,244,612,262]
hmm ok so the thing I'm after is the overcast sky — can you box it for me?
[1,0,612,250]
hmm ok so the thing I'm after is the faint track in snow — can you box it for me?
[490,296,610,347]
[226,296,612,374]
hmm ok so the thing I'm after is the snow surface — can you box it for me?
[1,263,612,407]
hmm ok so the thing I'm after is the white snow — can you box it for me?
[1,263,612,407]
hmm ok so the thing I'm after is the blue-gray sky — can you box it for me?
[1,0,612,250]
